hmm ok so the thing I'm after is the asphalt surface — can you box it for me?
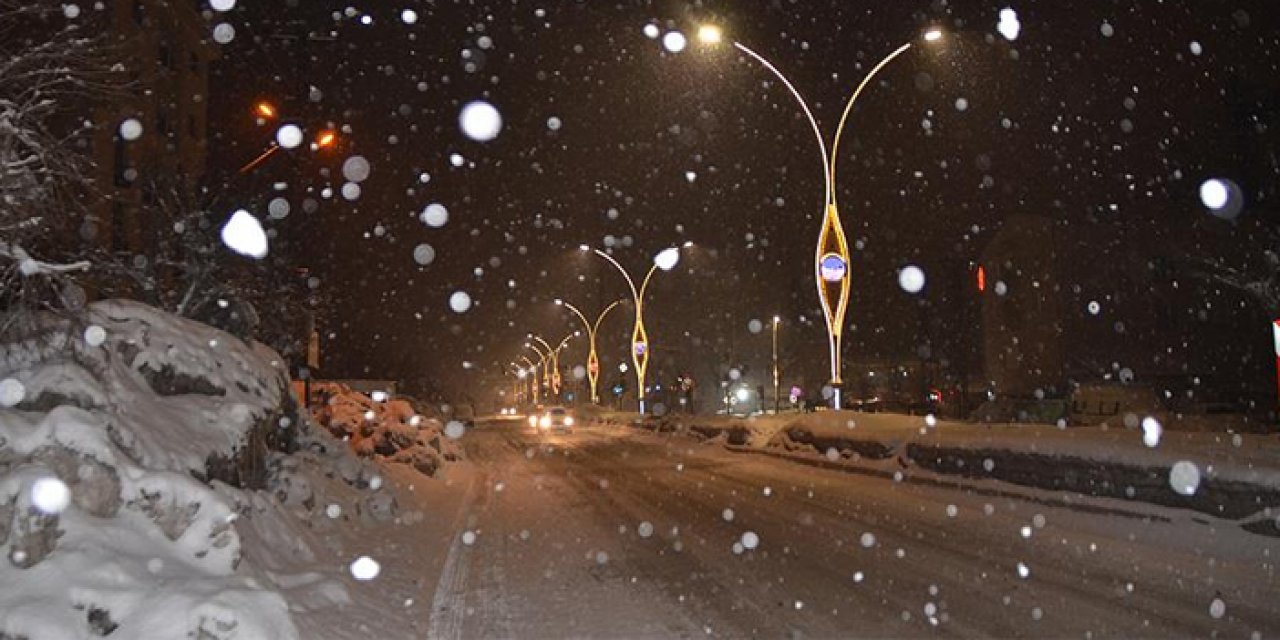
[426,418,1279,638]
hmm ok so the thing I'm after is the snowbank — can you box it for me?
[0,300,437,638]
[310,384,462,476]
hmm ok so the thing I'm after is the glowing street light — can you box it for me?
[240,100,338,173]
[505,362,527,404]
[584,245,683,415]
[254,101,277,120]
[697,24,944,409]
[518,355,538,406]
[696,24,723,45]
[524,341,551,405]
[550,332,578,397]
[238,129,339,174]
[557,298,625,404]
[529,333,575,399]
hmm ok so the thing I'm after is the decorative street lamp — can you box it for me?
[529,333,576,399]
[772,315,782,414]
[550,332,578,398]
[506,362,527,405]
[524,341,551,405]
[582,245,682,415]
[528,335,555,394]
[557,298,624,404]
[518,355,538,406]
[697,26,944,409]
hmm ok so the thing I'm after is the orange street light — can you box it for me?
[254,102,277,119]
[238,129,338,174]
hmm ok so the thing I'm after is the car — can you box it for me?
[535,406,575,433]
[848,396,882,412]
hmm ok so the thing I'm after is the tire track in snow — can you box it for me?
[426,471,480,640]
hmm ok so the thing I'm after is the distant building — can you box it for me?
[83,1,218,254]
[977,213,1271,413]
[979,215,1067,397]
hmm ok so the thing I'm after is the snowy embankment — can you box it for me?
[0,300,451,639]
[606,410,1280,534]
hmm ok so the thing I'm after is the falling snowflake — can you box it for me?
[119,118,143,141]
[220,210,268,259]
[662,31,687,53]
[459,101,503,142]
[898,265,926,293]
[275,124,303,149]
[449,291,472,313]
[83,325,106,347]
[350,556,381,580]
[421,203,449,228]
[30,477,71,515]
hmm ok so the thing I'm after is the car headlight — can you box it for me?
[564,416,574,426]
[528,415,538,426]
[539,416,550,428]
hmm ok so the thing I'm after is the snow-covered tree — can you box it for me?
[1190,239,1280,318]
[84,174,328,362]
[0,1,121,315]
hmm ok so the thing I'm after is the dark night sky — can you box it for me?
[204,1,1280,401]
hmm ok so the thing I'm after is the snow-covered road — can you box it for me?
[426,419,1278,638]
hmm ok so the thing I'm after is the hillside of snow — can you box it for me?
[0,300,453,639]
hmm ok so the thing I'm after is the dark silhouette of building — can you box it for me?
[85,0,217,254]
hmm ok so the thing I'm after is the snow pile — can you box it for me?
[311,384,461,476]
[0,300,303,638]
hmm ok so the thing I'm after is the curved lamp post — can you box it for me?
[582,245,681,415]
[772,316,782,414]
[556,298,624,404]
[550,333,578,398]
[504,362,524,405]
[529,333,577,399]
[527,335,556,397]
[697,25,943,409]
[524,340,551,405]
[518,355,538,405]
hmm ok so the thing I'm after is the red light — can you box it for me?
[976,265,986,292]
[1273,320,1280,405]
